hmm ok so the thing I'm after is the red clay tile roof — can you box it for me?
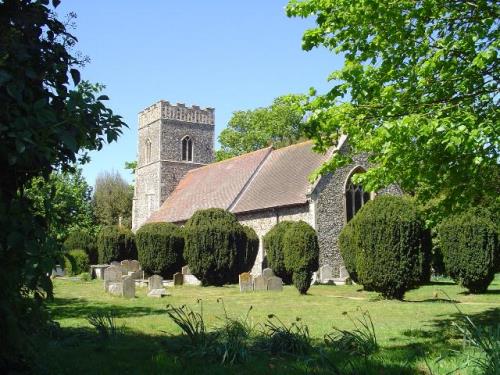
[231,141,328,213]
[147,147,272,223]
[147,141,330,224]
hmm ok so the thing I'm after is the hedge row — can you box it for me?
[64,249,89,276]
[64,230,98,264]
[97,226,137,264]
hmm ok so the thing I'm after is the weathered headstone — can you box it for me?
[108,282,123,296]
[262,268,275,280]
[148,275,163,291]
[253,275,267,291]
[267,276,283,292]
[104,265,123,291]
[173,272,183,286]
[181,265,191,275]
[239,272,253,292]
[183,274,201,286]
[129,260,141,272]
[110,261,121,267]
[121,260,132,274]
[128,270,143,280]
[147,288,167,298]
[319,265,333,283]
[122,276,135,298]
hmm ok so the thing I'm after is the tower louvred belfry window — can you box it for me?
[345,169,371,222]
[182,136,193,162]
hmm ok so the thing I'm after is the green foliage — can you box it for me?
[338,222,359,283]
[439,209,498,293]
[87,311,120,339]
[286,0,499,226]
[351,196,431,299]
[97,226,137,264]
[166,302,212,352]
[0,0,125,367]
[324,309,378,357]
[64,249,89,276]
[92,170,133,227]
[136,223,184,278]
[25,168,95,242]
[261,314,312,356]
[282,221,319,294]
[263,221,294,284]
[216,94,306,161]
[184,209,259,286]
[64,229,98,264]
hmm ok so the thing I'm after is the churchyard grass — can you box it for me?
[35,275,500,374]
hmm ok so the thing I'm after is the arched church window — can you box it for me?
[345,168,371,222]
[182,136,193,162]
[145,139,152,163]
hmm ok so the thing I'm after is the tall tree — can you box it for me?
[92,170,133,228]
[216,94,306,161]
[25,168,95,241]
[287,0,499,225]
[0,0,125,369]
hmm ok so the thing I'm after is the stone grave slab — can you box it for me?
[267,276,283,292]
[173,272,183,286]
[129,260,141,272]
[181,265,191,275]
[239,272,253,292]
[104,265,123,292]
[122,276,135,298]
[253,275,267,291]
[319,265,333,283]
[148,275,163,291]
[262,268,275,280]
[147,288,168,298]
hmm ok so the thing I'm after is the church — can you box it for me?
[132,100,399,277]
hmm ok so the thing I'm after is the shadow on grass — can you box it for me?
[48,297,165,320]
[405,298,461,304]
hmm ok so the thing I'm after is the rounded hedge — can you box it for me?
[338,222,359,283]
[97,226,137,264]
[351,196,431,299]
[136,222,184,278]
[263,221,294,284]
[184,209,247,286]
[239,226,259,274]
[64,249,89,276]
[439,209,499,293]
[64,230,98,264]
[282,221,319,294]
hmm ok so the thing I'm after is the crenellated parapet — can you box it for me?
[139,100,215,128]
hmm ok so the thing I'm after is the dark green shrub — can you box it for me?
[64,230,98,264]
[282,221,319,294]
[97,226,137,264]
[352,196,431,299]
[239,226,259,274]
[184,209,246,286]
[64,249,89,276]
[136,222,184,278]
[439,209,498,293]
[338,222,359,283]
[263,221,294,284]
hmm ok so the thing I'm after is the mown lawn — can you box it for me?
[35,275,500,374]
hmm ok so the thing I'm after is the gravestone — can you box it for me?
[181,265,191,275]
[173,272,183,286]
[253,275,267,291]
[148,275,163,292]
[104,265,123,292]
[128,270,143,280]
[110,261,121,267]
[122,276,135,298]
[147,288,167,298]
[239,272,253,292]
[319,265,333,283]
[129,260,141,272]
[91,265,109,280]
[121,260,132,274]
[108,282,123,296]
[267,276,283,291]
[262,268,275,280]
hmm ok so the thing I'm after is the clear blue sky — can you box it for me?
[57,1,342,186]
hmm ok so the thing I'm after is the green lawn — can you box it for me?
[35,275,500,374]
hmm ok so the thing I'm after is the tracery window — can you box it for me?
[182,136,193,162]
[345,169,371,222]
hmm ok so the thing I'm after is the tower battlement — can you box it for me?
[139,100,215,128]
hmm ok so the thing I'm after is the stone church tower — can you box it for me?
[132,100,214,230]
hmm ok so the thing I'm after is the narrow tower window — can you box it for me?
[145,139,152,163]
[345,168,371,222]
[181,136,193,162]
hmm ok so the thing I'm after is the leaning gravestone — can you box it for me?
[267,276,283,292]
[319,265,333,283]
[173,272,183,286]
[253,275,267,291]
[104,265,123,292]
[239,272,253,292]
[148,275,163,291]
[262,268,275,280]
[122,276,135,299]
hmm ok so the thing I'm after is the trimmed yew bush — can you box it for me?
[263,221,294,284]
[64,249,89,276]
[353,196,431,299]
[338,222,359,283]
[239,226,259,274]
[64,230,98,264]
[184,209,247,286]
[136,222,184,278]
[439,209,499,293]
[97,226,137,264]
[282,221,319,294]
